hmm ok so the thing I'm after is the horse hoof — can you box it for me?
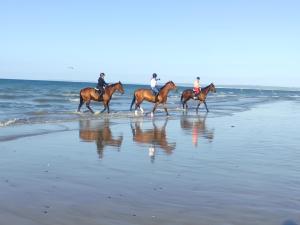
[150,112,154,117]
[135,110,138,116]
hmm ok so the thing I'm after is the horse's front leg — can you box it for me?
[101,102,107,113]
[163,104,169,116]
[151,103,159,117]
[196,101,201,113]
[204,101,209,112]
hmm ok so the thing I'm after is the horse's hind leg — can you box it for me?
[101,106,107,113]
[135,100,143,115]
[139,104,144,114]
[182,100,188,110]
[86,101,94,114]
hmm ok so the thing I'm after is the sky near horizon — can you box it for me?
[0,0,299,87]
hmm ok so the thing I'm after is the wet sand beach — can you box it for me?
[0,101,300,225]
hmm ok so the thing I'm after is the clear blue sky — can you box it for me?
[0,0,299,86]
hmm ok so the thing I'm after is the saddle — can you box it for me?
[95,88,104,100]
[152,90,158,96]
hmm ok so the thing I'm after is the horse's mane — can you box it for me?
[202,83,213,91]
[107,82,121,88]
[160,81,173,90]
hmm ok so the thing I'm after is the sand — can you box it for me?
[0,101,299,225]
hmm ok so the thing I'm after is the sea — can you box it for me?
[0,78,300,127]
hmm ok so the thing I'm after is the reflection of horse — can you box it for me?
[180,114,214,147]
[130,81,176,116]
[181,83,216,112]
[79,119,123,158]
[77,82,124,114]
[130,118,176,155]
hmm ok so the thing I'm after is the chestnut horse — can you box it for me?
[181,83,216,112]
[130,81,176,116]
[77,82,124,113]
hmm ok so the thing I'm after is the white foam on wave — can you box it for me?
[68,98,80,102]
[0,118,18,127]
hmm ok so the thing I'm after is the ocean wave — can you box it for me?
[0,118,18,127]
[0,94,18,99]
[25,111,49,116]
[33,98,70,103]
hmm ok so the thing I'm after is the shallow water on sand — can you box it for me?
[0,101,300,225]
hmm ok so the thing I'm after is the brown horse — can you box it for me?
[181,83,216,112]
[77,82,124,113]
[130,81,176,116]
[79,119,123,159]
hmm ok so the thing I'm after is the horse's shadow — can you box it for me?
[130,118,176,161]
[79,119,123,159]
[180,113,214,147]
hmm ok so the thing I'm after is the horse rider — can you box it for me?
[150,73,160,96]
[193,76,201,99]
[96,72,108,97]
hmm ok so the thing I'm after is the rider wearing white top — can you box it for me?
[150,73,160,95]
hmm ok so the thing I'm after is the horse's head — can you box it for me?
[209,83,216,93]
[116,81,125,94]
[166,81,177,90]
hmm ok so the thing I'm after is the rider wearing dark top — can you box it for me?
[97,73,108,97]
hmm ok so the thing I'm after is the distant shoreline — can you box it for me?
[1,77,300,91]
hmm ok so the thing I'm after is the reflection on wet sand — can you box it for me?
[130,118,176,161]
[180,113,214,147]
[79,119,123,158]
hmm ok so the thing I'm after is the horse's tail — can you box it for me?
[180,91,184,103]
[130,92,136,111]
[79,91,83,103]
[77,90,84,112]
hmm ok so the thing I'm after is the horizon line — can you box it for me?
[1,77,300,90]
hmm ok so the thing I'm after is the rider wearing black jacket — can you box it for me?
[97,73,108,97]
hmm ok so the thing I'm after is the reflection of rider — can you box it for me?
[148,146,155,163]
[150,73,160,96]
[193,76,201,99]
[96,73,108,97]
